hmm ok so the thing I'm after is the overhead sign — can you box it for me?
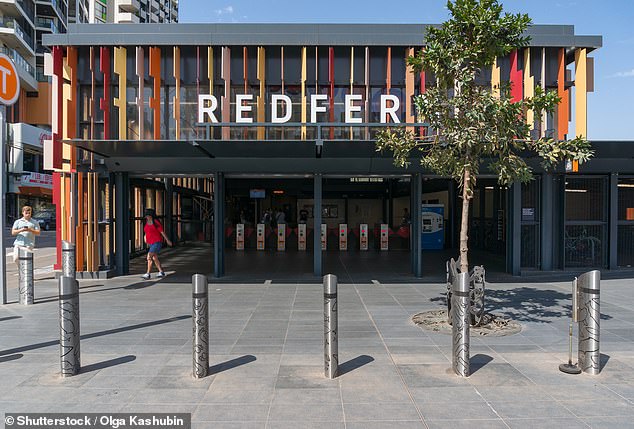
[0,54,20,106]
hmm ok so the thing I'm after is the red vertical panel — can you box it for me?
[99,47,111,139]
[509,50,523,103]
[328,47,334,139]
[149,47,161,140]
[53,172,62,269]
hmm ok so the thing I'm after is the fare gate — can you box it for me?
[339,224,347,251]
[321,224,327,250]
[277,224,286,251]
[380,224,389,251]
[298,224,306,251]
[236,224,244,250]
[360,224,368,250]
[257,224,265,250]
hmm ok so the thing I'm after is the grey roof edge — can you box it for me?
[43,23,602,49]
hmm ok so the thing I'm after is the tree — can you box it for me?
[376,0,593,274]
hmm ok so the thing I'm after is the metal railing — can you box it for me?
[16,0,36,23]
[0,17,34,49]
[36,16,61,34]
[0,46,35,77]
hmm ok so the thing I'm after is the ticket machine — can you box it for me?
[339,224,347,251]
[380,223,389,251]
[236,223,244,250]
[360,224,368,251]
[277,224,286,251]
[298,224,306,251]
[256,223,265,250]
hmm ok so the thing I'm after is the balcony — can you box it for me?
[0,16,35,53]
[35,0,66,22]
[0,0,36,24]
[116,11,140,24]
[35,16,61,33]
[0,45,37,90]
[118,0,140,13]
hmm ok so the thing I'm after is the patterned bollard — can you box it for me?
[192,274,209,378]
[18,247,34,305]
[578,270,601,375]
[324,274,338,379]
[452,272,470,377]
[59,275,80,376]
[62,241,76,279]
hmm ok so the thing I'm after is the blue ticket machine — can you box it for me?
[421,204,445,250]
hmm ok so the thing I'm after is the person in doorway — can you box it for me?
[401,208,411,227]
[142,209,173,280]
[11,205,40,264]
[299,208,309,224]
[275,208,286,225]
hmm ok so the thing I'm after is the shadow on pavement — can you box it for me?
[80,355,137,374]
[0,353,23,363]
[209,354,257,375]
[470,354,494,374]
[338,355,375,376]
[0,316,22,322]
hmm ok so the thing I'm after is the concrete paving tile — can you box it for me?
[210,375,278,391]
[343,402,421,421]
[418,400,500,420]
[426,420,508,429]
[397,364,472,388]
[467,363,535,386]
[266,422,345,429]
[559,399,634,417]
[268,402,344,421]
[488,400,577,419]
[505,418,589,429]
[192,422,264,429]
[341,383,411,403]
[201,389,275,404]
[275,365,338,389]
[409,386,484,404]
[605,383,634,400]
[192,403,269,421]
[270,387,341,404]
[581,416,634,429]
[346,423,425,429]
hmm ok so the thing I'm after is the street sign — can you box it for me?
[0,53,20,106]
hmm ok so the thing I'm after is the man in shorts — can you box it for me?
[142,209,173,280]
[11,205,40,263]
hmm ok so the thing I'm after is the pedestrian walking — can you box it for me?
[142,209,173,280]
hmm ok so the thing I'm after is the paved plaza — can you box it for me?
[1,247,634,428]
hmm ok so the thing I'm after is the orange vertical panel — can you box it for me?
[557,48,569,140]
[405,47,415,133]
[149,47,161,140]
[221,47,231,140]
[75,172,85,271]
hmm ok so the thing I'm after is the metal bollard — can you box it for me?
[62,241,76,279]
[324,274,338,379]
[59,275,80,376]
[452,272,470,377]
[578,270,601,375]
[192,274,209,378]
[18,247,34,305]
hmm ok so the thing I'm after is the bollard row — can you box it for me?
[324,274,338,379]
[59,275,80,376]
[192,274,209,379]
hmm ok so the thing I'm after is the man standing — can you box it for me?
[11,206,40,263]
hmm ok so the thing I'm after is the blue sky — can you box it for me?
[180,0,634,140]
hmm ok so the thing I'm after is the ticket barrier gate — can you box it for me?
[277,224,286,251]
[298,224,307,251]
[321,224,327,250]
[360,224,368,251]
[236,224,244,250]
[339,224,347,251]
[380,224,389,251]
[257,223,265,250]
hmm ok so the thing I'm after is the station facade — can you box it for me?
[42,23,634,279]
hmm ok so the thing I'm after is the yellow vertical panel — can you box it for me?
[221,47,231,140]
[208,47,213,95]
[301,47,307,140]
[173,46,181,139]
[257,46,265,139]
[136,47,145,140]
[575,48,587,138]
[491,57,501,99]
[524,48,535,129]
[113,47,127,140]
[405,47,415,133]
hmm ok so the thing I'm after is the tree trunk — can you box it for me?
[459,168,471,273]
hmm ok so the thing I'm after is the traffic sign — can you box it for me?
[0,53,20,106]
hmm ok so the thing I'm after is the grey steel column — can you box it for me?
[314,174,323,277]
[213,172,225,278]
[1,105,7,304]
[192,274,209,378]
[452,272,470,377]
[59,275,80,376]
[507,182,521,275]
[18,248,34,305]
[114,172,130,276]
[578,270,601,375]
[540,173,554,271]
[164,178,173,243]
[324,274,338,379]
[609,173,618,270]
[62,241,76,279]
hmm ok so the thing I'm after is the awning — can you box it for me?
[18,186,53,197]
